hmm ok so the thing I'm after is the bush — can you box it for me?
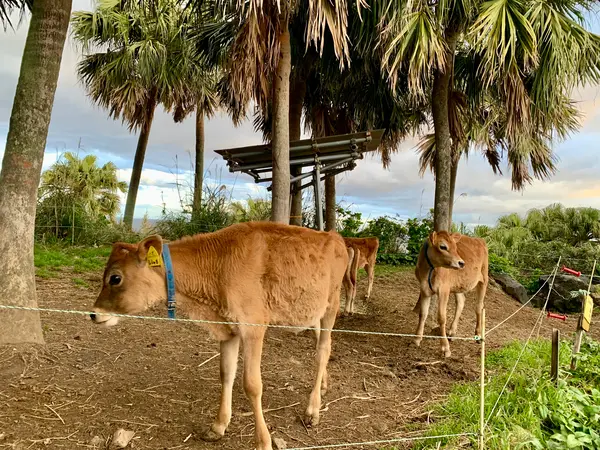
[412,337,600,450]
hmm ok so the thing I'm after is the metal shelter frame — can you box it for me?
[215,129,384,230]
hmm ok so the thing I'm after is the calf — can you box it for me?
[342,237,379,315]
[90,222,349,450]
[413,231,488,357]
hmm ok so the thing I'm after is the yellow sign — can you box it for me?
[582,295,594,332]
[147,246,162,267]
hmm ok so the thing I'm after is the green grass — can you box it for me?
[408,337,600,450]
[34,244,111,278]
[72,277,90,288]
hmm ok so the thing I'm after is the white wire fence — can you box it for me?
[0,254,590,450]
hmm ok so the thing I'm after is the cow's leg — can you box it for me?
[448,293,466,339]
[202,335,240,441]
[365,263,375,300]
[437,289,451,358]
[343,282,354,316]
[241,327,272,450]
[313,325,328,393]
[414,292,431,347]
[305,305,336,427]
[474,280,488,337]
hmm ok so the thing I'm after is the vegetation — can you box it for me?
[71,0,218,229]
[412,337,600,450]
[373,0,600,231]
[35,152,129,244]
[476,204,600,290]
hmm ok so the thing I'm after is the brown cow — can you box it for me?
[413,231,488,358]
[90,222,349,450]
[342,237,379,315]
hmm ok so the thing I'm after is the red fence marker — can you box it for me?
[547,312,567,321]
[561,266,581,277]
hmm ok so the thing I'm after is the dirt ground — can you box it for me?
[0,267,595,450]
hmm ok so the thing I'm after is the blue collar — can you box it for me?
[423,241,435,291]
[162,243,176,319]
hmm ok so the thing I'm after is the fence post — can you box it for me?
[550,328,559,384]
[479,308,486,450]
[571,259,596,370]
[72,204,75,245]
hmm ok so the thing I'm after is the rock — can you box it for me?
[90,436,103,447]
[591,291,600,307]
[492,274,529,305]
[111,429,135,448]
[538,274,588,313]
[273,437,287,449]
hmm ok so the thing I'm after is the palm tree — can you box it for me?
[38,152,128,222]
[71,0,217,229]
[0,0,73,345]
[195,0,358,224]
[374,0,600,231]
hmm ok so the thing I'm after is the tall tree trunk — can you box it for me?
[448,158,458,230]
[289,77,306,226]
[270,22,292,224]
[325,175,336,231]
[0,0,72,345]
[123,90,157,229]
[432,27,459,232]
[192,105,205,223]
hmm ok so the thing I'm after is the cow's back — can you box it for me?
[213,222,348,326]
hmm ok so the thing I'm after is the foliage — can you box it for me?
[153,183,234,240]
[229,197,271,223]
[35,151,130,245]
[476,204,600,280]
[412,337,600,450]
[335,206,433,266]
[374,0,600,191]
[71,0,217,131]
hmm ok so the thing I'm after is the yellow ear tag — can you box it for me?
[147,246,162,267]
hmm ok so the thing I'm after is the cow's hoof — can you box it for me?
[304,412,320,428]
[200,428,224,442]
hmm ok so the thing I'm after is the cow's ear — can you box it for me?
[112,242,137,255]
[137,235,163,266]
[428,231,437,245]
[451,232,463,243]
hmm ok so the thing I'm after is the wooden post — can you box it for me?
[571,260,596,370]
[479,308,486,450]
[72,203,75,245]
[550,328,559,384]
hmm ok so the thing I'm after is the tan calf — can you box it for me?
[90,222,349,450]
[413,231,488,358]
[342,237,379,315]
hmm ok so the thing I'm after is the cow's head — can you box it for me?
[427,231,465,270]
[91,235,166,326]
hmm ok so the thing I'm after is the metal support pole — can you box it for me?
[314,161,323,231]
[551,328,560,384]
[479,308,486,450]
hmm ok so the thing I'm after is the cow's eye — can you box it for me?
[440,244,448,251]
[109,275,122,286]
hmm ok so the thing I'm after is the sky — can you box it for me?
[2,2,600,227]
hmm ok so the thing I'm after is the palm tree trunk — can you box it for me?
[0,0,72,345]
[325,174,336,231]
[270,22,292,224]
[123,90,158,229]
[432,27,459,232]
[192,105,205,223]
[289,76,306,226]
[448,158,458,229]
